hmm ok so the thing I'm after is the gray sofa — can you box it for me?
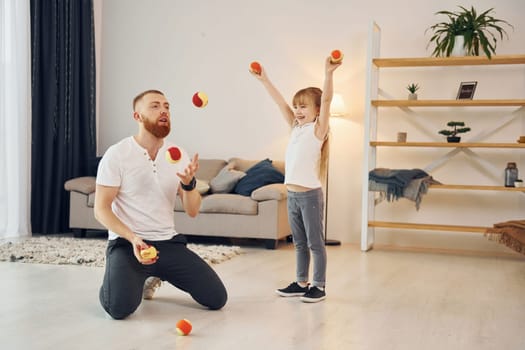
[64,157,291,249]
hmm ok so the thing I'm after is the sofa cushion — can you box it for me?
[196,179,210,194]
[228,157,285,174]
[201,194,257,214]
[233,159,285,196]
[227,158,259,172]
[195,159,228,182]
[174,194,258,215]
[210,166,246,193]
[87,193,96,208]
[251,183,287,201]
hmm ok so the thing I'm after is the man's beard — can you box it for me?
[143,117,170,138]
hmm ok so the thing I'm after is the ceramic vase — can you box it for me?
[451,35,466,56]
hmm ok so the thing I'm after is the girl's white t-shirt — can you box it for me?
[96,136,190,241]
[285,122,322,189]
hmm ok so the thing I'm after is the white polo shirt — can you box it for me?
[96,136,190,241]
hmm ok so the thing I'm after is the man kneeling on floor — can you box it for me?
[94,89,227,319]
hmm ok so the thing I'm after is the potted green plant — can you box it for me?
[426,6,513,58]
[406,83,420,100]
[438,121,471,142]
[426,13,466,57]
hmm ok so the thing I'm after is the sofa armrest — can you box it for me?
[251,183,287,201]
[64,176,96,195]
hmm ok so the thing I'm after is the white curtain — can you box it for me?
[0,0,31,239]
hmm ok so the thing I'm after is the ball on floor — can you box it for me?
[176,319,192,336]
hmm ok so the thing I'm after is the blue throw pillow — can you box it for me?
[233,159,285,196]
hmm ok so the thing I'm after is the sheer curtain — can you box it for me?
[0,0,32,239]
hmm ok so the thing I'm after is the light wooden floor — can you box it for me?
[1,240,524,350]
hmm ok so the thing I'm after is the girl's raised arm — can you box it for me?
[250,64,295,126]
[316,56,341,140]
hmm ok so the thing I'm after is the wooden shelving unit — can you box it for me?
[368,221,488,233]
[361,21,525,252]
[370,142,525,148]
[372,99,525,107]
[373,55,525,67]
[430,184,525,191]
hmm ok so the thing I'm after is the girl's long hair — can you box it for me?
[292,87,329,184]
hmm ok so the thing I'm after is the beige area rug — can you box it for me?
[0,236,242,267]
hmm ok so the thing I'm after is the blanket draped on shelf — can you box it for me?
[368,168,441,210]
[485,220,525,255]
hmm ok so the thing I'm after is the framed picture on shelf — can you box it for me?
[456,81,478,100]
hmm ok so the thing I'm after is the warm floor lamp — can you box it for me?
[324,94,345,246]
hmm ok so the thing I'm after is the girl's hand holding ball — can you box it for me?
[330,49,344,64]
[249,61,262,75]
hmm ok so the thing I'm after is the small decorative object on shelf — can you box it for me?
[425,6,513,58]
[438,121,471,142]
[406,83,420,100]
[505,162,519,187]
[456,81,477,100]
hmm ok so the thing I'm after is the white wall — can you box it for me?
[97,0,525,249]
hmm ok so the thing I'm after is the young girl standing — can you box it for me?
[250,56,341,302]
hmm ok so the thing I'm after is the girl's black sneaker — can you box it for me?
[300,286,326,303]
[276,282,309,297]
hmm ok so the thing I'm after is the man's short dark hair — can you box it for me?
[133,89,164,110]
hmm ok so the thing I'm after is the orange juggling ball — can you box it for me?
[249,61,262,75]
[330,49,344,63]
[176,319,192,336]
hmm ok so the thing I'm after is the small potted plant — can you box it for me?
[438,121,471,142]
[406,83,420,100]
[425,6,513,58]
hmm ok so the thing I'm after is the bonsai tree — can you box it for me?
[406,83,420,94]
[438,121,471,141]
[426,6,513,58]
